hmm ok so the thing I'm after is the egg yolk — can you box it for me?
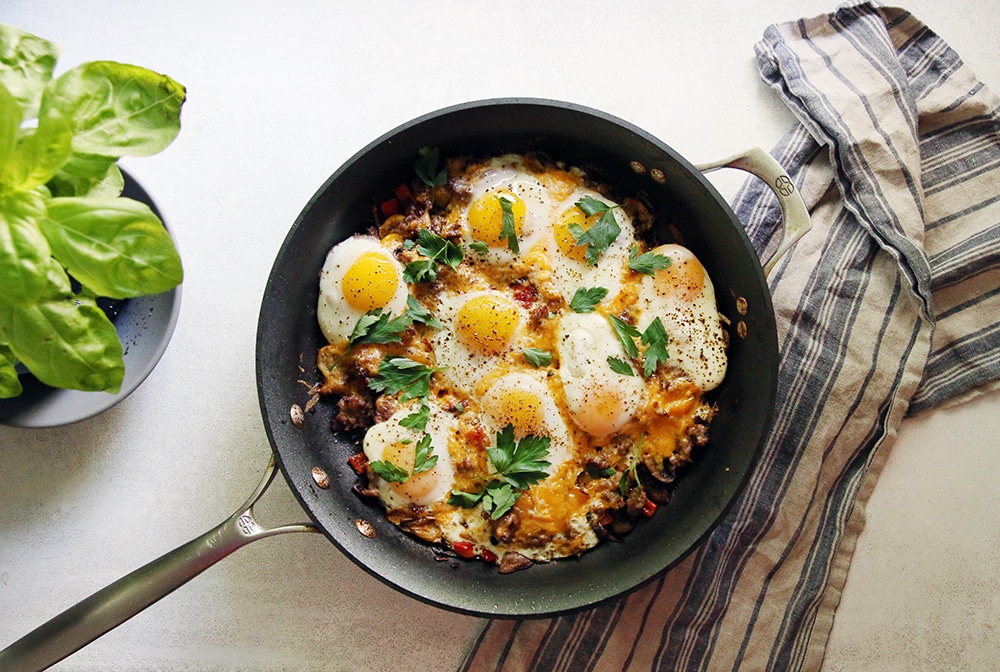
[653,247,705,302]
[554,207,600,263]
[485,388,544,437]
[383,440,438,501]
[456,294,519,355]
[468,191,525,247]
[342,251,399,312]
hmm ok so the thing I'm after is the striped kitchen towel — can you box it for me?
[460,3,1000,671]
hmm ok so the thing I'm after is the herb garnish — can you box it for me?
[368,356,443,402]
[607,356,635,376]
[570,195,621,266]
[370,433,438,483]
[349,308,412,346]
[469,241,490,255]
[448,423,552,519]
[498,196,520,254]
[569,286,609,313]
[606,315,671,377]
[640,317,670,377]
[399,403,430,431]
[404,294,442,329]
[628,246,672,275]
[608,315,641,359]
[403,228,463,284]
[415,146,447,187]
[523,348,553,368]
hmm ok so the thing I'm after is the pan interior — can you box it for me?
[256,99,777,617]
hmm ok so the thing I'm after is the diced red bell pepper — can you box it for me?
[453,540,476,559]
[642,498,658,517]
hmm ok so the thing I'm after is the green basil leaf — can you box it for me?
[0,293,124,392]
[47,153,123,197]
[41,61,185,158]
[0,188,63,304]
[0,342,23,398]
[0,24,59,120]
[0,82,21,171]
[42,196,183,299]
[1,106,72,190]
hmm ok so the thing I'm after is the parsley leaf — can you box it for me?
[570,196,621,266]
[628,248,672,275]
[608,355,635,376]
[368,357,443,402]
[569,286,609,313]
[523,348,553,368]
[349,308,412,346]
[469,241,489,255]
[488,424,552,491]
[640,317,670,377]
[415,146,447,187]
[498,196,520,254]
[403,229,463,283]
[448,423,553,520]
[415,228,463,270]
[608,315,641,359]
[370,459,409,483]
[411,433,438,475]
[405,295,442,329]
[586,464,617,479]
[399,403,430,431]
[482,480,519,519]
[403,258,438,284]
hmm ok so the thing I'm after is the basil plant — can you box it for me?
[0,24,186,398]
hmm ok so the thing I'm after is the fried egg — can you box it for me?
[633,243,728,391]
[528,189,634,306]
[362,402,457,508]
[317,235,408,344]
[557,311,645,439]
[461,155,556,269]
[428,289,528,395]
[478,369,574,469]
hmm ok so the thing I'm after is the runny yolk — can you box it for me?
[455,294,519,355]
[652,246,705,302]
[467,191,525,247]
[486,388,545,437]
[342,251,399,312]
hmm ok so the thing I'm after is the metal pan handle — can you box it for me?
[696,146,810,277]
[0,457,316,672]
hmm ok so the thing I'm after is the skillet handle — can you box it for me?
[0,457,316,672]
[695,146,810,277]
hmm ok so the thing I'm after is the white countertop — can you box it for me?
[1,1,999,670]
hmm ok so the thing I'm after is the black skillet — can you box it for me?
[0,98,809,672]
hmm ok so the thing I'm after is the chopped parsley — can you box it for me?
[405,295,442,329]
[569,286,609,313]
[448,423,552,519]
[608,314,641,359]
[628,247,672,275]
[399,403,430,431]
[498,196,520,254]
[469,241,490,255]
[370,459,409,483]
[640,317,670,377]
[403,228,464,284]
[607,356,635,376]
[349,308,411,346]
[368,356,443,402]
[523,348,553,368]
[570,195,622,266]
[415,146,447,187]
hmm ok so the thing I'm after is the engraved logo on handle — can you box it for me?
[774,174,795,197]
[237,513,258,536]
